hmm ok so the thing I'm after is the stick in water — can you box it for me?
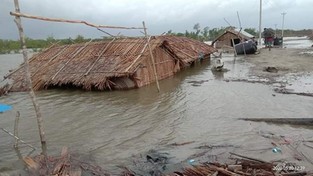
[1,127,36,150]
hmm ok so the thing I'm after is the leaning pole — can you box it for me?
[258,0,262,48]
[12,0,47,156]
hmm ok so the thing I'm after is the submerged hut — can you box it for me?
[212,28,255,49]
[4,36,216,91]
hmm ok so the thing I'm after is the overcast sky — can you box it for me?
[1,0,312,40]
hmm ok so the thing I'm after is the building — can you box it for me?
[212,28,255,49]
[4,35,216,91]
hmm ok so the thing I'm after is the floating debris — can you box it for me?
[264,66,279,73]
[239,118,313,126]
[0,104,12,113]
[23,147,110,176]
[187,80,209,87]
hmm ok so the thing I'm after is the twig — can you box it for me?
[14,111,20,148]
[170,141,195,146]
[281,172,308,176]
[10,11,144,30]
[304,143,313,149]
[97,28,115,37]
[204,163,238,176]
[229,152,268,163]
[1,127,36,150]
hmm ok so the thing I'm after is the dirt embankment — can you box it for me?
[246,48,313,79]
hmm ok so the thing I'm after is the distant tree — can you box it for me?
[74,35,85,43]
[201,26,210,41]
[193,23,201,36]
[185,30,190,37]
[61,37,74,45]
[46,35,56,44]
[244,28,257,36]
[176,33,185,37]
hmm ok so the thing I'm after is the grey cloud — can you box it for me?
[1,0,312,40]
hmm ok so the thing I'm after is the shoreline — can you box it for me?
[236,47,313,96]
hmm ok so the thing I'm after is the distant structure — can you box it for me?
[212,28,255,49]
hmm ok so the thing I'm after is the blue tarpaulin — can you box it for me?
[0,104,12,113]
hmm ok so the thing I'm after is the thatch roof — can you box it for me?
[212,28,255,45]
[5,36,216,91]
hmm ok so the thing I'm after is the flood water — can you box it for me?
[1,39,313,174]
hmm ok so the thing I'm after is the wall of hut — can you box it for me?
[133,46,177,88]
[214,33,242,49]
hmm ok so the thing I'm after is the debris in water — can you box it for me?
[272,147,282,153]
[264,66,278,73]
[0,104,12,113]
[23,147,110,176]
[187,80,209,87]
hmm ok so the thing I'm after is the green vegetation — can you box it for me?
[281,29,313,37]
[244,28,257,36]
[167,24,260,41]
[167,23,229,41]
[167,23,312,42]
[0,35,92,54]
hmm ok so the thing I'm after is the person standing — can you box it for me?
[263,28,274,49]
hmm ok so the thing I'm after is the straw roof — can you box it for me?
[5,36,216,91]
[212,28,255,45]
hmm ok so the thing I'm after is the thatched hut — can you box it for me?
[4,36,216,91]
[212,28,255,49]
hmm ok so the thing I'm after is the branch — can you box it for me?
[10,12,144,30]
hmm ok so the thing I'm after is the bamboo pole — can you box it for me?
[10,11,144,30]
[32,45,71,76]
[51,39,93,80]
[231,39,237,57]
[142,21,160,92]
[124,38,150,72]
[4,42,59,79]
[13,0,47,156]
[84,38,116,76]
[1,127,36,150]
[167,45,194,58]
[14,111,20,148]
[97,28,115,37]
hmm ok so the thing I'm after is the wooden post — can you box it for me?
[242,40,247,57]
[231,39,237,57]
[14,111,20,148]
[142,21,160,92]
[13,0,47,156]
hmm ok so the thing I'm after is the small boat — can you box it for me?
[235,40,257,55]
[211,52,224,71]
[212,58,224,71]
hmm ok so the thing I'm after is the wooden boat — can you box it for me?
[235,40,257,55]
[211,52,224,71]
[213,60,224,71]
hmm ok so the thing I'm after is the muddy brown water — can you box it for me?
[1,39,313,174]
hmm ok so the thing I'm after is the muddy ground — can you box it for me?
[247,47,313,79]
[227,47,313,97]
